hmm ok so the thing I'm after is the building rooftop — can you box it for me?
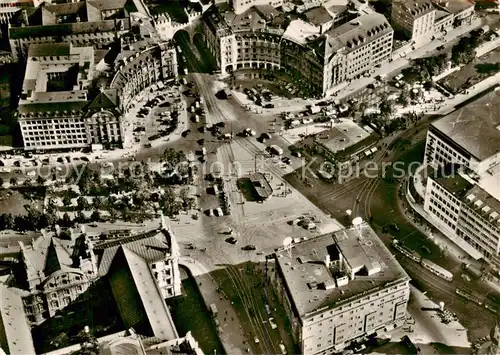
[227,7,267,32]
[322,119,371,154]
[283,19,321,45]
[427,164,474,198]
[393,0,435,17]
[249,172,273,199]
[95,228,175,276]
[203,5,232,37]
[304,6,333,27]
[326,12,392,54]
[0,285,35,355]
[108,247,178,340]
[274,223,409,318]
[435,0,474,14]
[431,90,500,161]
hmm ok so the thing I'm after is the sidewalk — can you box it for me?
[180,258,247,355]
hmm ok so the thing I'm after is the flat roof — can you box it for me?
[322,119,371,153]
[282,19,321,45]
[431,90,500,161]
[249,172,273,199]
[274,223,409,318]
[439,0,474,14]
[304,6,333,26]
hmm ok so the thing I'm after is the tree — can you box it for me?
[77,196,90,211]
[92,196,104,210]
[379,98,395,118]
[162,148,186,172]
[0,177,4,188]
[451,36,479,66]
[90,210,100,222]
[36,175,46,186]
[75,211,86,224]
[397,90,409,107]
[63,195,73,207]
[161,187,182,216]
[61,212,73,227]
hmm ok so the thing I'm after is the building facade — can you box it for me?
[203,5,393,96]
[271,223,410,354]
[391,0,436,41]
[110,41,178,111]
[419,90,500,270]
[16,218,182,328]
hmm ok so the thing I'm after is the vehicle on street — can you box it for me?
[242,244,256,251]
[225,237,238,244]
[291,151,302,158]
[281,157,291,165]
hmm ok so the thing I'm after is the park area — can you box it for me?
[440,46,500,93]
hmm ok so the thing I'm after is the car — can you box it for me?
[143,143,152,148]
[159,102,171,108]
[437,45,445,51]
[225,237,238,245]
[264,103,274,109]
[242,244,256,251]
[291,151,302,158]
[281,157,291,165]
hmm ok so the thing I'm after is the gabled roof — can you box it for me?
[119,247,178,340]
[96,229,173,276]
[88,89,119,111]
[87,0,128,11]
[21,236,74,282]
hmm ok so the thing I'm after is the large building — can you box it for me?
[15,217,182,330]
[8,0,133,61]
[17,43,126,151]
[391,0,436,41]
[418,89,500,270]
[271,222,411,354]
[18,39,177,151]
[391,0,475,41]
[203,4,393,95]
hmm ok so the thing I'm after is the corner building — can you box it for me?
[203,5,393,96]
[420,90,500,270]
[271,222,410,354]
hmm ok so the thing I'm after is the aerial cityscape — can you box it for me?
[0,0,499,353]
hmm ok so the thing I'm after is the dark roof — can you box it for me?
[88,89,119,111]
[87,0,128,11]
[304,6,333,26]
[18,101,88,115]
[431,90,500,161]
[27,43,71,57]
[9,19,122,39]
[427,164,474,198]
[250,172,273,199]
[43,2,86,16]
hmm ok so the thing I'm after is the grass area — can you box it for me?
[211,262,299,355]
[167,267,224,355]
[440,47,500,93]
[0,188,44,215]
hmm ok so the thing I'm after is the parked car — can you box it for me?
[226,237,238,244]
[242,245,256,251]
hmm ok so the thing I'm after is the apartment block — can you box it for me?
[8,0,132,61]
[391,0,436,41]
[203,5,393,96]
[420,90,500,269]
[271,222,411,354]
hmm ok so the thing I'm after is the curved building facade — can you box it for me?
[203,5,393,96]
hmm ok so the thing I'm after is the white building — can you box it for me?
[203,5,393,96]
[418,90,500,270]
[391,0,436,41]
[272,222,411,354]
